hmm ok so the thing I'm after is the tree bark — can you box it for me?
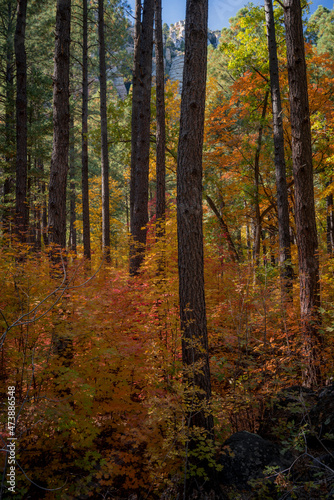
[82,0,91,260]
[284,0,321,386]
[15,0,28,242]
[48,0,71,252]
[3,0,15,233]
[69,113,76,253]
[265,0,293,297]
[177,0,213,442]
[253,90,269,266]
[129,0,154,275]
[98,0,110,261]
[155,0,166,238]
[130,0,141,227]
[326,189,334,254]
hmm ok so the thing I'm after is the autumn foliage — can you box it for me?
[2,4,334,499]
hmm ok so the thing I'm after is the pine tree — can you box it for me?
[284,0,321,386]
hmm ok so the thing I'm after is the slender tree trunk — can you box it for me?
[48,0,71,253]
[253,90,269,266]
[284,0,321,386]
[69,114,77,253]
[155,0,166,238]
[82,0,91,260]
[98,0,111,261]
[177,0,213,464]
[206,194,239,263]
[265,0,293,297]
[129,0,154,275]
[15,0,28,242]
[326,189,334,254]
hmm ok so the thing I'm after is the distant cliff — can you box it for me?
[163,21,221,88]
[111,20,221,98]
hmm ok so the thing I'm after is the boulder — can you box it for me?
[219,431,292,490]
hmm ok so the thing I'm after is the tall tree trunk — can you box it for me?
[177,0,214,486]
[155,0,166,238]
[3,0,15,234]
[48,0,71,253]
[253,90,269,266]
[284,0,321,386]
[265,0,293,298]
[129,0,154,275]
[130,0,141,227]
[15,0,28,242]
[82,0,91,260]
[69,114,77,253]
[98,0,110,261]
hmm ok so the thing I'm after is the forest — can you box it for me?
[1,0,334,498]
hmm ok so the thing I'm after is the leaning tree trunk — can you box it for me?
[129,0,154,275]
[15,0,28,242]
[48,0,71,253]
[98,0,110,261]
[284,0,321,387]
[82,0,91,261]
[265,0,293,299]
[177,0,215,491]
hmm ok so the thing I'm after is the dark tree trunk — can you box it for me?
[284,0,321,386]
[48,0,71,252]
[14,0,28,242]
[3,1,15,233]
[82,0,91,260]
[265,0,293,297]
[129,0,154,275]
[177,0,213,444]
[98,0,110,261]
[69,114,76,253]
[155,0,166,238]
[130,0,141,227]
[253,90,269,266]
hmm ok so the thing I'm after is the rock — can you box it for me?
[309,384,334,447]
[219,431,292,490]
